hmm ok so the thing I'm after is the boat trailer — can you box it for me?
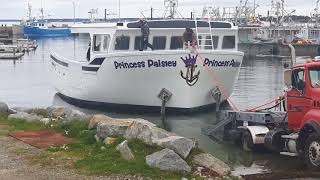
[204,110,288,151]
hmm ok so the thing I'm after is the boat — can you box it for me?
[23,20,71,37]
[23,3,71,37]
[50,18,244,112]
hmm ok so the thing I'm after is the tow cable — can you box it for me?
[193,47,286,113]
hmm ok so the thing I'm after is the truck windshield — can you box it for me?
[309,68,320,88]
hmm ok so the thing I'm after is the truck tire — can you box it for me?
[304,132,320,169]
[242,131,254,152]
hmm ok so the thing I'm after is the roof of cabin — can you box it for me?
[126,19,233,29]
[70,19,236,34]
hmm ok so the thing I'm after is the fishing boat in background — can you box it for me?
[23,2,71,37]
[23,20,71,37]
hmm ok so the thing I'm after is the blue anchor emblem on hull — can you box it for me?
[180,54,200,86]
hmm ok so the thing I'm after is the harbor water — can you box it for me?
[0,35,315,179]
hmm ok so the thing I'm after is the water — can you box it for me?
[0,35,312,178]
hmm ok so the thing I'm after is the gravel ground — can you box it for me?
[0,135,147,180]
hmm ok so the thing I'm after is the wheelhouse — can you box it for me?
[71,20,239,61]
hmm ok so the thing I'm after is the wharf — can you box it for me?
[0,25,23,35]
[239,42,320,58]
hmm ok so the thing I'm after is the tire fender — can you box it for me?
[239,126,269,144]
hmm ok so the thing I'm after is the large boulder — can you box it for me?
[0,102,9,113]
[116,140,135,160]
[8,112,42,122]
[88,114,114,129]
[192,153,231,177]
[95,115,158,140]
[124,121,173,145]
[146,148,191,173]
[153,136,195,159]
[47,106,89,120]
[96,119,132,139]
[12,107,33,113]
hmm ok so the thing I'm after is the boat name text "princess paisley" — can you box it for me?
[114,60,177,69]
[203,58,241,67]
[113,58,241,70]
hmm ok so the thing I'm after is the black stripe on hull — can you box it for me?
[89,58,105,65]
[51,55,69,67]
[82,66,100,72]
[57,93,226,115]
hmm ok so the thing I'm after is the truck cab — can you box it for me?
[283,61,320,168]
[286,62,320,131]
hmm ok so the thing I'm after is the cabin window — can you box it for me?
[198,36,202,47]
[204,36,211,49]
[292,69,305,93]
[115,36,130,50]
[309,68,320,88]
[212,36,219,49]
[134,36,146,50]
[170,36,183,50]
[204,36,218,50]
[222,36,236,49]
[93,35,110,52]
[153,36,166,50]
[93,35,102,51]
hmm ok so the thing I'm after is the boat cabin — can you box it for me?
[71,20,239,61]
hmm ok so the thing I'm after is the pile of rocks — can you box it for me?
[0,101,91,124]
[89,114,231,177]
[0,101,232,178]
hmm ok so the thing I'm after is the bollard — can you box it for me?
[158,88,172,120]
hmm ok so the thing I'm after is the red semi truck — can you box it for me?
[208,56,320,169]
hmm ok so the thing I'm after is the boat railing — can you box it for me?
[193,12,214,50]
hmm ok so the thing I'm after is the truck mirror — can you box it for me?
[284,69,292,87]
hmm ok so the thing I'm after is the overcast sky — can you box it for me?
[0,0,317,19]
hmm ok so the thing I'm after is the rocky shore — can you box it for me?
[0,101,239,180]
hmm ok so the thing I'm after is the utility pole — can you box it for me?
[118,0,121,22]
[253,0,256,17]
[151,7,153,20]
[72,1,76,24]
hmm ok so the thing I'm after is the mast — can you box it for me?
[72,1,76,24]
[163,0,179,19]
[40,0,44,20]
[253,0,256,17]
[27,2,32,20]
[316,0,320,27]
[118,0,121,21]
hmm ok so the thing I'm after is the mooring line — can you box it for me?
[193,48,240,112]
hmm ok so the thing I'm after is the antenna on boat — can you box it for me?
[88,9,98,23]
[163,0,182,19]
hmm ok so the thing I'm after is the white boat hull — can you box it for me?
[50,50,243,110]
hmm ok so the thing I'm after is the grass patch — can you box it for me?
[0,114,223,179]
[53,121,187,179]
[0,113,46,132]
[30,108,49,117]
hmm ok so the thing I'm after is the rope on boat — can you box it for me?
[193,48,240,112]
[193,47,285,113]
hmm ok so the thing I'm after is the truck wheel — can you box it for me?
[242,131,254,152]
[304,133,320,169]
